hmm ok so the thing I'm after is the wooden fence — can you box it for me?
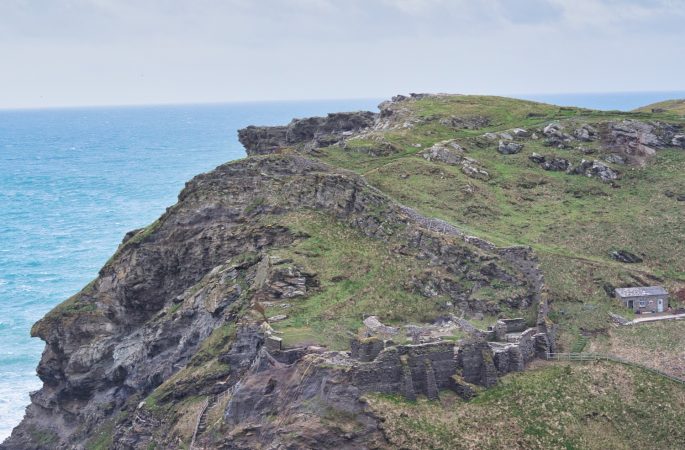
[546,352,685,385]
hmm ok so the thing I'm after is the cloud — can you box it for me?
[0,0,682,108]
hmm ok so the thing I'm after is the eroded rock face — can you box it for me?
[238,111,377,155]
[600,120,680,165]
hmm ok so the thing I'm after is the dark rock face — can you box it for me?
[610,250,644,264]
[238,111,377,155]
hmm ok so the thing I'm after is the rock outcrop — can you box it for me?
[498,141,523,154]
[238,111,377,155]
[600,120,680,165]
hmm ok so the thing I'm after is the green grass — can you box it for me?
[311,95,685,350]
[265,212,450,349]
[634,98,685,116]
[368,361,685,449]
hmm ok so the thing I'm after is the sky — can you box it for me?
[0,0,684,109]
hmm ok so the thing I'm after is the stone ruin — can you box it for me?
[344,315,553,401]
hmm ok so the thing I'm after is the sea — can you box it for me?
[1,91,683,440]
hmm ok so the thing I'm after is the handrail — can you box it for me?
[189,396,211,450]
[546,352,685,385]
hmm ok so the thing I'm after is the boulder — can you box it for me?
[573,124,597,142]
[541,157,570,171]
[568,159,618,182]
[461,158,490,180]
[589,161,619,182]
[511,128,530,138]
[543,123,574,148]
[529,153,545,163]
[673,134,685,148]
[610,250,643,264]
[604,154,626,165]
[543,123,564,138]
[498,141,523,155]
[421,140,465,165]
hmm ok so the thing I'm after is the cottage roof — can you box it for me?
[615,286,668,298]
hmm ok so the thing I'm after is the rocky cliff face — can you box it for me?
[4,145,544,448]
[7,93,685,449]
[238,111,377,155]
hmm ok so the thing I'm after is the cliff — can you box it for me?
[5,93,685,449]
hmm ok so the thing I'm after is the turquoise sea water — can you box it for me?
[1,91,683,439]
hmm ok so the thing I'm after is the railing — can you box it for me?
[189,396,211,450]
[546,352,685,385]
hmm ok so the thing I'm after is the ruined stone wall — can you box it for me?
[350,341,457,399]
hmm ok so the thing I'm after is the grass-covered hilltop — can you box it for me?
[5,94,685,450]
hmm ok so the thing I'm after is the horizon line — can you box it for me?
[1,89,684,113]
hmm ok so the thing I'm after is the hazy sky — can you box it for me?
[1,0,683,108]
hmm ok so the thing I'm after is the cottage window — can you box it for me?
[639,300,647,307]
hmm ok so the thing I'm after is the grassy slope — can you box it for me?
[313,95,685,349]
[263,212,446,349]
[635,98,685,116]
[262,212,525,348]
[589,320,685,379]
[368,361,685,450]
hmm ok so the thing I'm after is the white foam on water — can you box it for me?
[0,375,41,441]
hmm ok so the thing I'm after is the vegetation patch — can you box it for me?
[368,361,685,449]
